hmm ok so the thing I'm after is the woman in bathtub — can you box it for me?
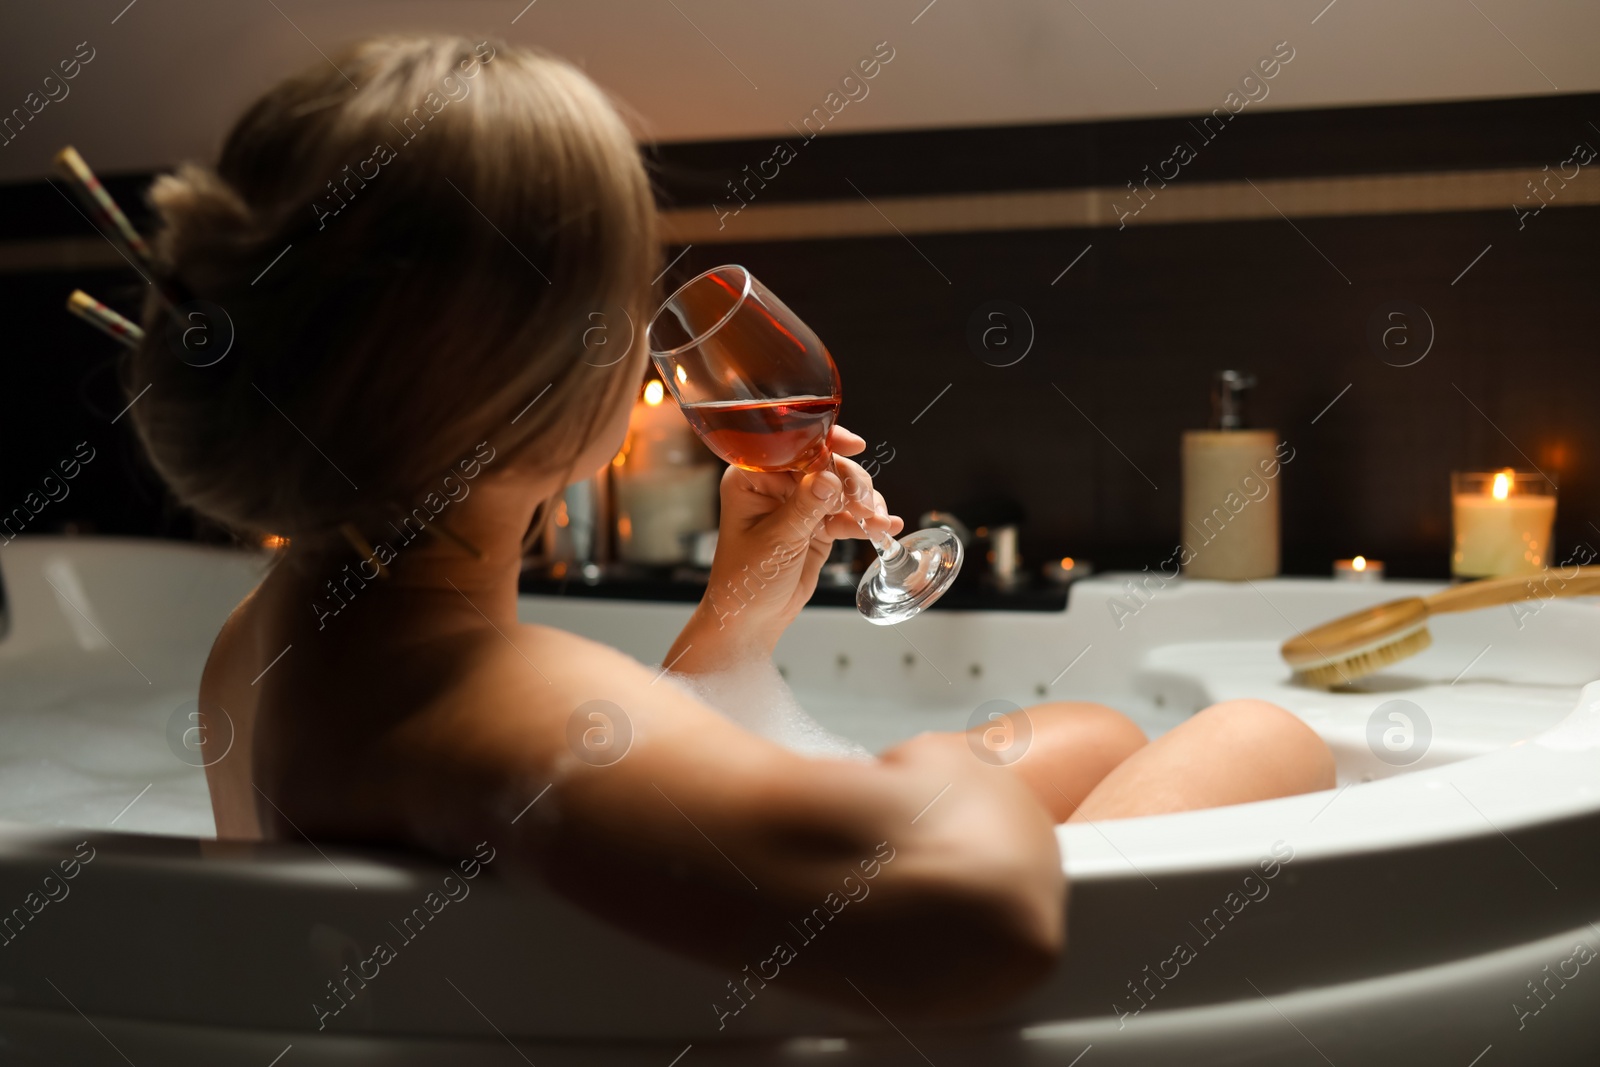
[131,36,1333,1018]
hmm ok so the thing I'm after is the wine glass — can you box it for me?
[646,264,962,625]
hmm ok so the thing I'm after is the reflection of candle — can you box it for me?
[623,380,677,474]
[613,379,718,564]
[1451,469,1557,578]
[615,467,718,562]
[1333,555,1384,581]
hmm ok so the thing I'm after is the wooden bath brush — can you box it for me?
[1282,568,1600,688]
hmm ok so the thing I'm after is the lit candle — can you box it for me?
[1333,555,1384,581]
[1044,556,1094,584]
[1451,469,1557,578]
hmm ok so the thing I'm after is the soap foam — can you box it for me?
[663,659,873,761]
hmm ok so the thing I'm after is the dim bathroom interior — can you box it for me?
[1,2,1599,1064]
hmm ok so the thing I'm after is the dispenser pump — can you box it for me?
[1210,370,1257,430]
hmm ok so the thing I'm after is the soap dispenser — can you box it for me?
[1180,370,1281,580]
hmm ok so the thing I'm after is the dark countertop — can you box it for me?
[517,564,1072,612]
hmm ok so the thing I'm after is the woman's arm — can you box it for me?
[385,641,1066,1019]
[545,716,1063,1017]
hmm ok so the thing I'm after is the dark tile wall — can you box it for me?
[657,205,1600,579]
[649,92,1600,579]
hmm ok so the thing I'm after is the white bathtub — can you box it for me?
[1,536,1597,1064]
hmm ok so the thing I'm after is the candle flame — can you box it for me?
[1352,555,1367,572]
[1492,470,1512,500]
[1060,556,1074,568]
[643,379,665,406]
[261,534,289,550]
[675,365,688,385]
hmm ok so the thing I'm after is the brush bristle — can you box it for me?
[1293,626,1433,688]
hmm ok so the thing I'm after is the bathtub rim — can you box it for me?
[1,534,1597,882]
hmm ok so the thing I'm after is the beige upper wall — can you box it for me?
[0,0,1594,183]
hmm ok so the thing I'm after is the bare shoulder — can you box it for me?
[200,582,260,689]
[198,583,266,839]
[503,619,660,692]
[348,619,745,832]
[392,619,736,770]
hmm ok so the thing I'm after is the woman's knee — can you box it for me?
[1025,701,1148,763]
[946,701,1146,776]
[1192,699,1335,790]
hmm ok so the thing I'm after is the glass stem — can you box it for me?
[822,452,908,572]
[864,522,905,564]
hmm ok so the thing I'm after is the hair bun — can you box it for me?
[125,36,658,547]
[147,162,257,286]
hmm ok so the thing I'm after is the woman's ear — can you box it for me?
[521,492,561,555]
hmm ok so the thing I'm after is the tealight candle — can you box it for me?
[1451,469,1557,578]
[1044,556,1094,584]
[1334,555,1384,581]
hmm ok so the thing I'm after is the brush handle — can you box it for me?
[1424,566,1600,615]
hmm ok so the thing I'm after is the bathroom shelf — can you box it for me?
[516,567,1070,612]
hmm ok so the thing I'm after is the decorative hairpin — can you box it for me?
[55,143,187,347]
[65,289,143,347]
[54,146,154,268]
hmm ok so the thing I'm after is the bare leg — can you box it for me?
[958,702,1149,823]
[1068,699,1335,822]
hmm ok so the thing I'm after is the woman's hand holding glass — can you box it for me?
[671,426,900,669]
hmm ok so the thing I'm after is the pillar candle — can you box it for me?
[1452,470,1556,578]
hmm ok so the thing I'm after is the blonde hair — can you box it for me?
[128,35,657,548]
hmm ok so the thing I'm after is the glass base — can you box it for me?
[856,527,964,625]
